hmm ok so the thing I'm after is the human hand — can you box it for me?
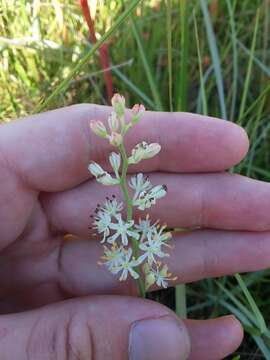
[0,104,270,359]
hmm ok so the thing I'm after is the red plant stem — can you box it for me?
[80,0,113,100]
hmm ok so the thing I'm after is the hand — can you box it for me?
[0,104,269,359]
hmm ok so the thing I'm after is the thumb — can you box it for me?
[0,295,190,360]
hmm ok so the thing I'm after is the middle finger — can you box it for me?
[43,172,270,235]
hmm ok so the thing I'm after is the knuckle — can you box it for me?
[202,237,220,277]
[26,312,93,360]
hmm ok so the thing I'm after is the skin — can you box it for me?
[0,104,270,359]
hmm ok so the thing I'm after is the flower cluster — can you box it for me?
[88,94,177,296]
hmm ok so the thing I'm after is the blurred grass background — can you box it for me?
[1,0,270,358]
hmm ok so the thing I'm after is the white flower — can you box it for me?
[93,211,112,243]
[155,264,177,288]
[100,244,125,271]
[101,197,123,217]
[128,142,161,164]
[138,226,171,265]
[109,152,121,176]
[129,173,152,194]
[133,185,167,210]
[108,214,139,245]
[90,120,107,138]
[153,225,172,242]
[88,162,120,186]
[110,247,141,281]
[135,215,158,241]
[146,263,177,289]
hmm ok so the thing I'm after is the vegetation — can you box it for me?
[1,0,270,357]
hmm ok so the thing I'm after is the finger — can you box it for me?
[4,229,270,301]
[0,105,248,193]
[43,173,270,234]
[185,316,243,360]
[0,295,242,360]
[0,295,190,360]
[50,230,270,296]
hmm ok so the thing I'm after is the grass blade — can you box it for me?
[166,0,173,111]
[235,273,267,334]
[34,0,142,112]
[112,67,156,108]
[237,39,270,78]
[200,0,227,119]
[226,0,238,121]
[218,299,270,359]
[193,10,208,115]
[130,16,163,110]
[176,0,189,111]
[175,283,187,318]
[237,8,260,124]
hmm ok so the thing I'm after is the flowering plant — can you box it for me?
[89,94,177,297]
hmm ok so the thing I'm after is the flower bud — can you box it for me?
[128,142,161,164]
[88,162,105,177]
[90,120,107,138]
[97,173,120,186]
[109,152,121,174]
[145,272,156,290]
[108,111,120,132]
[131,104,145,125]
[107,131,123,147]
[149,185,167,199]
[88,162,120,186]
[111,93,125,118]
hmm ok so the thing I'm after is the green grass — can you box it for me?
[1,0,270,357]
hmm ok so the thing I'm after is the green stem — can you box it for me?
[119,143,146,298]
[119,143,132,221]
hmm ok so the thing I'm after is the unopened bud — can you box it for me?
[90,120,107,138]
[108,111,120,132]
[131,104,145,125]
[88,162,119,186]
[111,93,125,118]
[109,152,121,174]
[107,131,123,147]
[88,162,105,177]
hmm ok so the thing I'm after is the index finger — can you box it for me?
[0,104,249,192]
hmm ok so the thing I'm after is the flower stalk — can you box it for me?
[119,142,145,297]
[88,94,176,298]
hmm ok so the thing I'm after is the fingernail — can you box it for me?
[129,315,190,360]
